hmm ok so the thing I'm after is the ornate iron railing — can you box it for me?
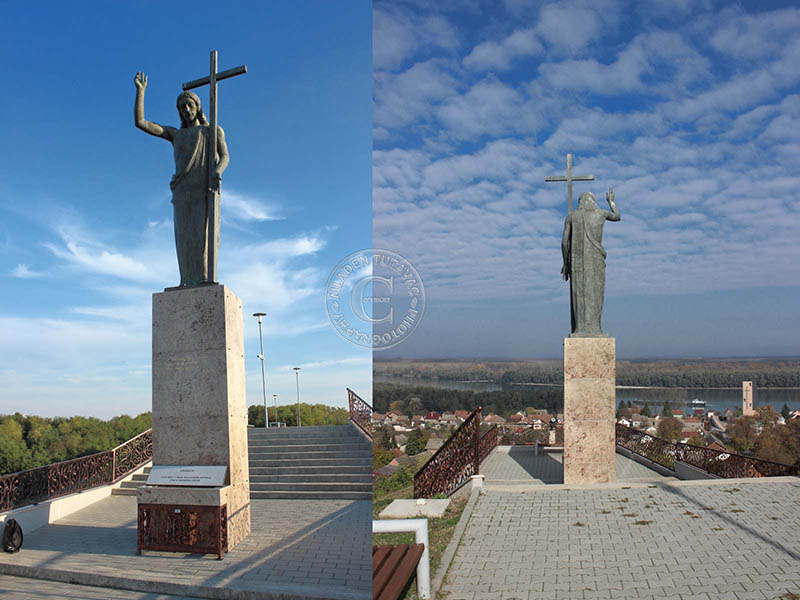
[347,388,372,439]
[0,428,152,512]
[615,424,798,479]
[479,425,499,464]
[414,407,484,498]
[615,424,677,469]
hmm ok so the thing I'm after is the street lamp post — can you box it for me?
[253,312,268,429]
[293,367,301,427]
[272,394,279,427]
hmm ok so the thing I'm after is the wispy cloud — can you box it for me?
[223,190,283,222]
[10,264,43,279]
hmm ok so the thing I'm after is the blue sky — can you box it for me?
[0,2,372,418]
[373,0,800,359]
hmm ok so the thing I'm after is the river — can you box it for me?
[373,374,800,414]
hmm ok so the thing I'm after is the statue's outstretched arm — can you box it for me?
[133,72,172,141]
[606,188,620,222]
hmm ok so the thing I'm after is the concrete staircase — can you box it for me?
[248,425,372,500]
[111,466,151,496]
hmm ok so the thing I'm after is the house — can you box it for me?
[682,416,704,433]
[671,409,685,419]
[424,411,441,422]
[454,410,471,421]
[618,417,631,427]
[484,414,507,425]
[374,464,398,479]
[425,437,445,452]
[411,415,424,427]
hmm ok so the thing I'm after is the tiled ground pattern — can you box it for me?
[0,496,371,600]
[441,479,800,600]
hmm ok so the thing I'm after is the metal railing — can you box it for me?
[615,424,798,479]
[347,388,372,439]
[0,428,152,512]
[479,425,499,464]
[414,407,498,498]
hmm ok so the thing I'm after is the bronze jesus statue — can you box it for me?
[134,72,229,287]
[561,189,620,336]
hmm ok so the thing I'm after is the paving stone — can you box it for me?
[440,457,800,600]
[0,495,370,599]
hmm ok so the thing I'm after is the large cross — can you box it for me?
[545,154,594,215]
[182,50,247,283]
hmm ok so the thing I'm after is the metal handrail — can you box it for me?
[0,428,152,513]
[413,407,488,498]
[615,424,798,478]
[347,388,372,439]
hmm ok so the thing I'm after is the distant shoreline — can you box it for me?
[376,376,800,391]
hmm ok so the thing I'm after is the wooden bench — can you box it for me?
[373,543,426,600]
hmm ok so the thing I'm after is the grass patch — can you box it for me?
[633,520,653,526]
[622,513,637,518]
[373,494,470,600]
[572,521,587,527]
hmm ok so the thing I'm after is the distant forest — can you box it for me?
[0,403,350,477]
[373,383,562,417]
[0,412,152,477]
[375,358,800,388]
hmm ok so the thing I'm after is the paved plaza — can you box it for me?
[481,446,674,488]
[441,476,800,600]
[0,495,371,600]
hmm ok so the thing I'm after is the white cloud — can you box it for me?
[10,264,42,279]
[710,6,800,60]
[463,28,543,71]
[373,5,460,71]
[374,59,460,131]
[223,190,283,222]
[436,78,544,140]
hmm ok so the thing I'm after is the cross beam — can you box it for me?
[181,50,247,283]
[545,154,594,214]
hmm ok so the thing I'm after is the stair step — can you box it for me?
[250,490,371,500]
[250,459,371,469]
[111,488,139,496]
[249,444,368,454]
[248,451,368,461]
[250,474,373,483]
[250,482,372,492]
[250,465,371,475]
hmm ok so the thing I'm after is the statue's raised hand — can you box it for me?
[606,188,614,204]
[134,72,148,91]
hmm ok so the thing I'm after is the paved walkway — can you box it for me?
[441,477,800,600]
[0,496,370,600]
[0,574,203,599]
[481,446,673,488]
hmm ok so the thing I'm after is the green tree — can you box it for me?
[373,444,393,470]
[781,403,791,421]
[727,416,758,454]
[405,429,428,456]
[662,399,672,416]
[642,401,651,418]
[0,418,32,474]
[657,416,683,441]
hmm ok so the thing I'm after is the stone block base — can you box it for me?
[563,337,616,484]
[138,483,250,552]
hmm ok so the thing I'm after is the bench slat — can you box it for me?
[373,543,425,600]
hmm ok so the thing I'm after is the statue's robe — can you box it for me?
[564,205,610,336]
[169,125,221,287]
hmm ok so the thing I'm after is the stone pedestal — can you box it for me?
[563,337,616,484]
[138,285,250,551]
